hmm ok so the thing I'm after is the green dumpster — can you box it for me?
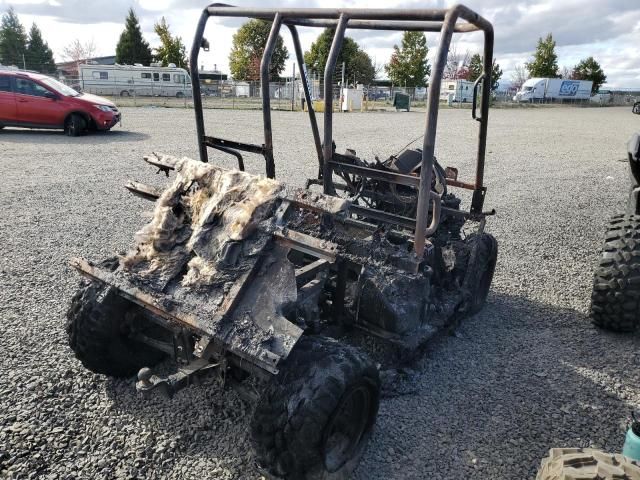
[393,92,411,111]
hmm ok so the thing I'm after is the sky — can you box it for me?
[1,0,639,88]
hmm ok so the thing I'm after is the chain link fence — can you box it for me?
[54,73,639,111]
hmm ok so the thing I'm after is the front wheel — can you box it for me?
[251,336,380,480]
[66,277,166,377]
[591,214,640,332]
[633,102,640,115]
[65,113,87,137]
[463,233,498,315]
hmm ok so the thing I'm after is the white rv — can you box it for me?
[513,78,592,102]
[440,80,474,103]
[78,63,192,98]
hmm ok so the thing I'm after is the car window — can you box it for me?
[92,71,108,80]
[174,74,185,84]
[153,73,159,81]
[14,78,51,97]
[141,72,151,79]
[0,75,10,92]
[162,73,170,82]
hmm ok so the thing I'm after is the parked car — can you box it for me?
[0,70,120,136]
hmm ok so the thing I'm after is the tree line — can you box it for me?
[0,7,188,73]
[228,20,504,90]
[0,6,607,94]
[514,33,606,94]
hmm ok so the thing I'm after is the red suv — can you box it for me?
[0,70,120,136]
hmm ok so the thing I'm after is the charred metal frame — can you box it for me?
[189,4,494,256]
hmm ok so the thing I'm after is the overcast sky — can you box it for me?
[1,0,639,88]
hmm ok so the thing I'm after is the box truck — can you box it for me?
[78,63,192,98]
[513,78,592,102]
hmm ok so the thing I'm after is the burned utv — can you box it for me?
[66,4,498,479]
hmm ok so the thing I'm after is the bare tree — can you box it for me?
[443,41,470,79]
[510,64,529,90]
[560,65,573,79]
[62,38,96,75]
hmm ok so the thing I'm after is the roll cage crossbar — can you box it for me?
[189,4,494,256]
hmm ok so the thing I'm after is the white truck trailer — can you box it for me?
[440,80,475,103]
[513,78,592,102]
[78,63,192,98]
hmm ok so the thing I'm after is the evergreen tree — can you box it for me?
[116,8,152,66]
[0,7,28,67]
[26,23,55,73]
[572,57,606,94]
[526,33,559,78]
[384,31,430,87]
[153,17,187,68]
[468,53,503,91]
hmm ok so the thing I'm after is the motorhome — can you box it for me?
[78,63,192,98]
[440,80,475,103]
[513,78,592,102]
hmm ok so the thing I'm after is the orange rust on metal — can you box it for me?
[125,181,162,201]
[445,178,476,190]
[273,228,338,262]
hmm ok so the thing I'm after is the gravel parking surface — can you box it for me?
[1,106,639,479]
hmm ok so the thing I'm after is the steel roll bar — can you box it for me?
[188,3,494,256]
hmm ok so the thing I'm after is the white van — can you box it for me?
[440,80,475,103]
[78,63,192,98]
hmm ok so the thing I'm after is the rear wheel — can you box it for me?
[251,335,380,480]
[120,90,130,97]
[591,214,640,332]
[176,91,184,98]
[65,113,86,137]
[66,260,166,377]
[634,102,640,115]
[536,448,640,480]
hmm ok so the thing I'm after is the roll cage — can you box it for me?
[189,4,494,256]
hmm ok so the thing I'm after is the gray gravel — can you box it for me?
[1,105,639,479]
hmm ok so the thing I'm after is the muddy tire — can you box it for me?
[590,214,640,332]
[250,335,380,480]
[65,113,86,137]
[66,271,165,377]
[463,233,498,315]
[536,448,640,480]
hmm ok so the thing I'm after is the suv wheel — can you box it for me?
[65,113,87,137]
[251,335,380,480]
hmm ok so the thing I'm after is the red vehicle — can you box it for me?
[0,70,120,136]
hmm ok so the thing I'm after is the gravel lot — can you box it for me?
[1,105,639,479]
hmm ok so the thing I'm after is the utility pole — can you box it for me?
[340,61,345,113]
[291,63,296,111]
[22,53,26,70]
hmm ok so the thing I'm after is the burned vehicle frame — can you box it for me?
[67,4,497,479]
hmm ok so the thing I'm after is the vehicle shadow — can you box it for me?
[103,292,640,480]
[0,128,150,143]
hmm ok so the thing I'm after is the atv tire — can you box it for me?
[463,233,498,315]
[536,448,640,480]
[591,214,640,332]
[66,274,165,377]
[250,335,380,480]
